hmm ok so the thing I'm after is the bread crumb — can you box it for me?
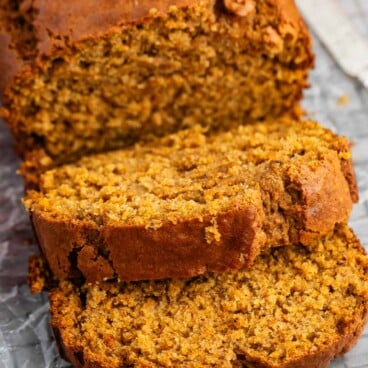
[205,219,221,244]
[337,94,349,106]
[223,0,256,16]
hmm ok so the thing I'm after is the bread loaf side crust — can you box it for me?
[0,31,23,92]
[284,151,355,245]
[31,205,265,282]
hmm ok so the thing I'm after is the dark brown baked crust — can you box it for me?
[28,147,356,283]
[29,0,309,56]
[0,31,22,92]
[30,205,264,282]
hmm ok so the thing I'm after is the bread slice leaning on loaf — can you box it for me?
[28,224,368,368]
[24,118,358,282]
[0,0,313,176]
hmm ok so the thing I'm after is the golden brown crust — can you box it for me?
[287,151,355,244]
[32,0,196,55]
[0,31,23,95]
[27,254,58,293]
[105,206,264,281]
[31,206,264,282]
[340,156,359,202]
[2,0,309,56]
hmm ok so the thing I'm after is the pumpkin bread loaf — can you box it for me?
[0,0,313,174]
[24,118,358,282]
[28,224,368,368]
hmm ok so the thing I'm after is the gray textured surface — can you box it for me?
[0,1,368,367]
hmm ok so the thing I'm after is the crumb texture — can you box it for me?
[47,225,368,368]
[23,119,356,282]
[24,119,353,230]
[1,0,313,170]
[0,0,37,60]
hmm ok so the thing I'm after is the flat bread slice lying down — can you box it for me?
[25,119,357,282]
[28,224,368,368]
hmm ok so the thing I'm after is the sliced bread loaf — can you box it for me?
[29,224,368,368]
[24,118,357,282]
[0,0,313,172]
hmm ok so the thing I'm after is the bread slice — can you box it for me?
[0,0,313,173]
[29,224,368,368]
[24,119,357,282]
